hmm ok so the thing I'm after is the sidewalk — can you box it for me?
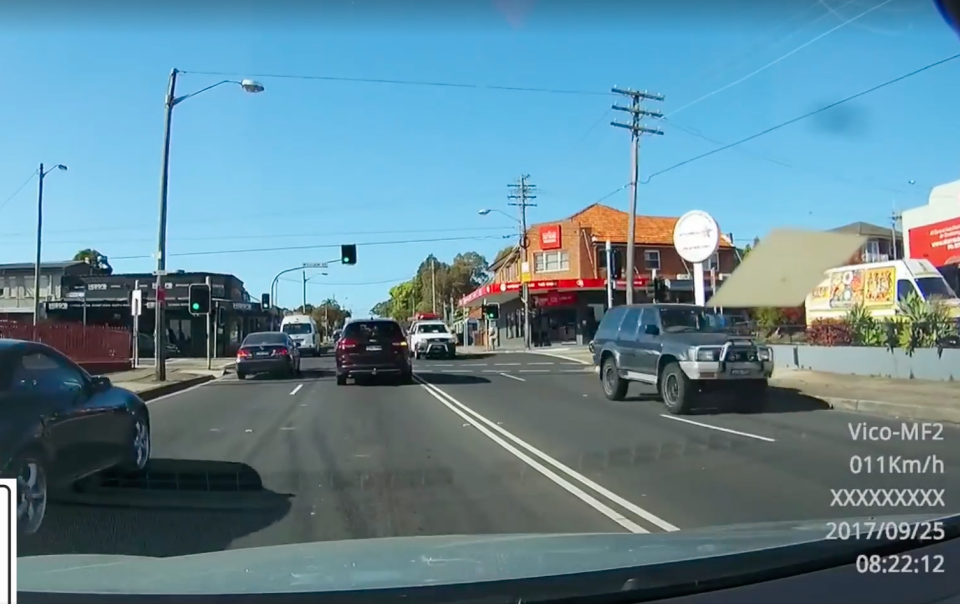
[520,347,960,424]
[103,360,232,402]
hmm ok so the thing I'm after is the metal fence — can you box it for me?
[0,320,131,362]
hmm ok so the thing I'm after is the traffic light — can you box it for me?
[482,303,500,320]
[188,284,211,315]
[261,293,270,309]
[341,244,357,265]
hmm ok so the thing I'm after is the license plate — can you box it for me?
[730,369,750,376]
[366,345,382,352]
[255,352,271,358]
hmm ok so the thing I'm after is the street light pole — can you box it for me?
[34,163,68,326]
[154,68,178,381]
[152,69,264,381]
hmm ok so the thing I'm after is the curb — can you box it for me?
[812,395,960,425]
[137,374,219,402]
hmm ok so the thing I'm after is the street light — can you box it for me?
[154,69,263,381]
[34,163,68,326]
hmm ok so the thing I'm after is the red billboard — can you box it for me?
[539,225,562,250]
[908,216,960,267]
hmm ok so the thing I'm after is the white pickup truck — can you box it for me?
[409,320,457,359]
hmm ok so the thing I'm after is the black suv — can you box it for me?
[592,304,774,414]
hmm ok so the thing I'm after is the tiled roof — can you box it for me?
[533,203,733,247]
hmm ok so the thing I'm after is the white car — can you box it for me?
[409,320,457,359]
[281,314,320,356]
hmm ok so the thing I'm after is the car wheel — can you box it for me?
[601,356,628,401]
[400,369,413,384]
[237,371,246,380]
[13,452,49,535]
[120,412,152,472]
[336,374,347,386]
[660,362,696,415]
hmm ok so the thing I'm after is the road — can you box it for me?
[21,352,960,558]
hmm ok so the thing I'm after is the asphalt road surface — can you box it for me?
[21,352,959,558]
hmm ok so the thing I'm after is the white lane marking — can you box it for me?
[462,363,488,367]
[533,353,591,365]
[499,372,526,382]
[659,415,776,442]
[280,426,295,431]
[416,376,680,533]
[413,377,647,534]
[290,384,303,396]
[518,369,549,373]
[441,369,472,373]
[526,362,555,365]
[494,363,521,366]
[145,374,230,405]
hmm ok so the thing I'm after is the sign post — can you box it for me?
[673,210,721,307]
[1,477,14,603]
[604,240,614,309]
[131,283,142,367]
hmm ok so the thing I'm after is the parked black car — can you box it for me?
[0,339,152,535]
[236,332,302,380]
[335,319,412,385]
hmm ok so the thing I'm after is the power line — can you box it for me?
[279,276,412,286]
[0,225,515,247]
[109,234,512,262]
[182,70,610,97]
[0,170,38,214]
[663,118,920,196]
[646,51,960,181]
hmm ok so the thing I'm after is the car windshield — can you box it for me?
[344,321,403,341]
[282,323,313,335]
[242,333,287,346]
[417,323,448,333]
[916,276,957,301]
[659,307,730,333]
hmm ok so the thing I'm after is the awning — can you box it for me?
[459,277,650,308]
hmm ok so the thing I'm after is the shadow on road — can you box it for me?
[453,352,496,360]
[21,459,292,558]
[415,374,492,385]
[619,383,827,415]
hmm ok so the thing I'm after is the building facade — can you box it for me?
[829,221,903,265]
[460,203,738,346]
[0,261,100,321]
[901,179,960,291]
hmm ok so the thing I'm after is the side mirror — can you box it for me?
[89,375,112,393]
[644,324,660,336]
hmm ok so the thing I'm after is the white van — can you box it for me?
[281,314,320,356]
[805,258,960,325]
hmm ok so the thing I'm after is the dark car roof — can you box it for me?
[0,338,34,351]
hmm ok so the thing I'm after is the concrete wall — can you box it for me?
[770,344,960,382]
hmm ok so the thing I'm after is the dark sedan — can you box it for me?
[335,319,412,385]
[0,339,152,535]
[236,332,301,380]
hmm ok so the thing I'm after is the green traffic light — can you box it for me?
[192,303,200,310]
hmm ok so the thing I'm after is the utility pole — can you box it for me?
[302,271,307,310]
[508,175,537,349]
[890,208,902,260]
[611,87,664,305]
[431,258,437,314]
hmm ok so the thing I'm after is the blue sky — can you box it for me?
[1,0,958,315]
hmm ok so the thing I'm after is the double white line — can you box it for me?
[414,376,679,534]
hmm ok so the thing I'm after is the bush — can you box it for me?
[806,318,854,346]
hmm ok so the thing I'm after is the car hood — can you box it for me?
[18,514,948,595]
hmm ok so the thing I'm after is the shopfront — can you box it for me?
[902,179,960,292]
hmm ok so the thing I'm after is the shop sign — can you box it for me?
[540,225,562,250]
[908,216,960,267]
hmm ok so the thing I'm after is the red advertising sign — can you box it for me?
[908,216,960,267]
[540,225,562,250]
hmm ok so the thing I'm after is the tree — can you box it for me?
[74,248,112,274]
[310,298,351,337]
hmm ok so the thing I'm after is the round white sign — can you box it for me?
[673,210,721,264]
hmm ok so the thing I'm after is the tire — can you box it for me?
[236,372,246,380]
[119,411,152,472]
[399,369,414,384]
[336,374,347,386]
[660,362,696,415]
[600,356,628,401]
[10,451,49,536]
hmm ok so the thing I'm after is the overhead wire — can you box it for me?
[645,51,960,181]
[0,169,38,214]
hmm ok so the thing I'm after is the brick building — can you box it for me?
[460,203,737,346]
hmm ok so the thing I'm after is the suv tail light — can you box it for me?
[338,337,359,350]
[392,339,408,348]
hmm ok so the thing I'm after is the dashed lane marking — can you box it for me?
[659,415,776,442]
[499,373,526,382]
[289,384,303,395]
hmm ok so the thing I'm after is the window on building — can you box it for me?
[706,253,720,271]
[643,250,660,270]
[534,250,569,273]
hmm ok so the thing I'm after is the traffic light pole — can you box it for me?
[205,275,212,370]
